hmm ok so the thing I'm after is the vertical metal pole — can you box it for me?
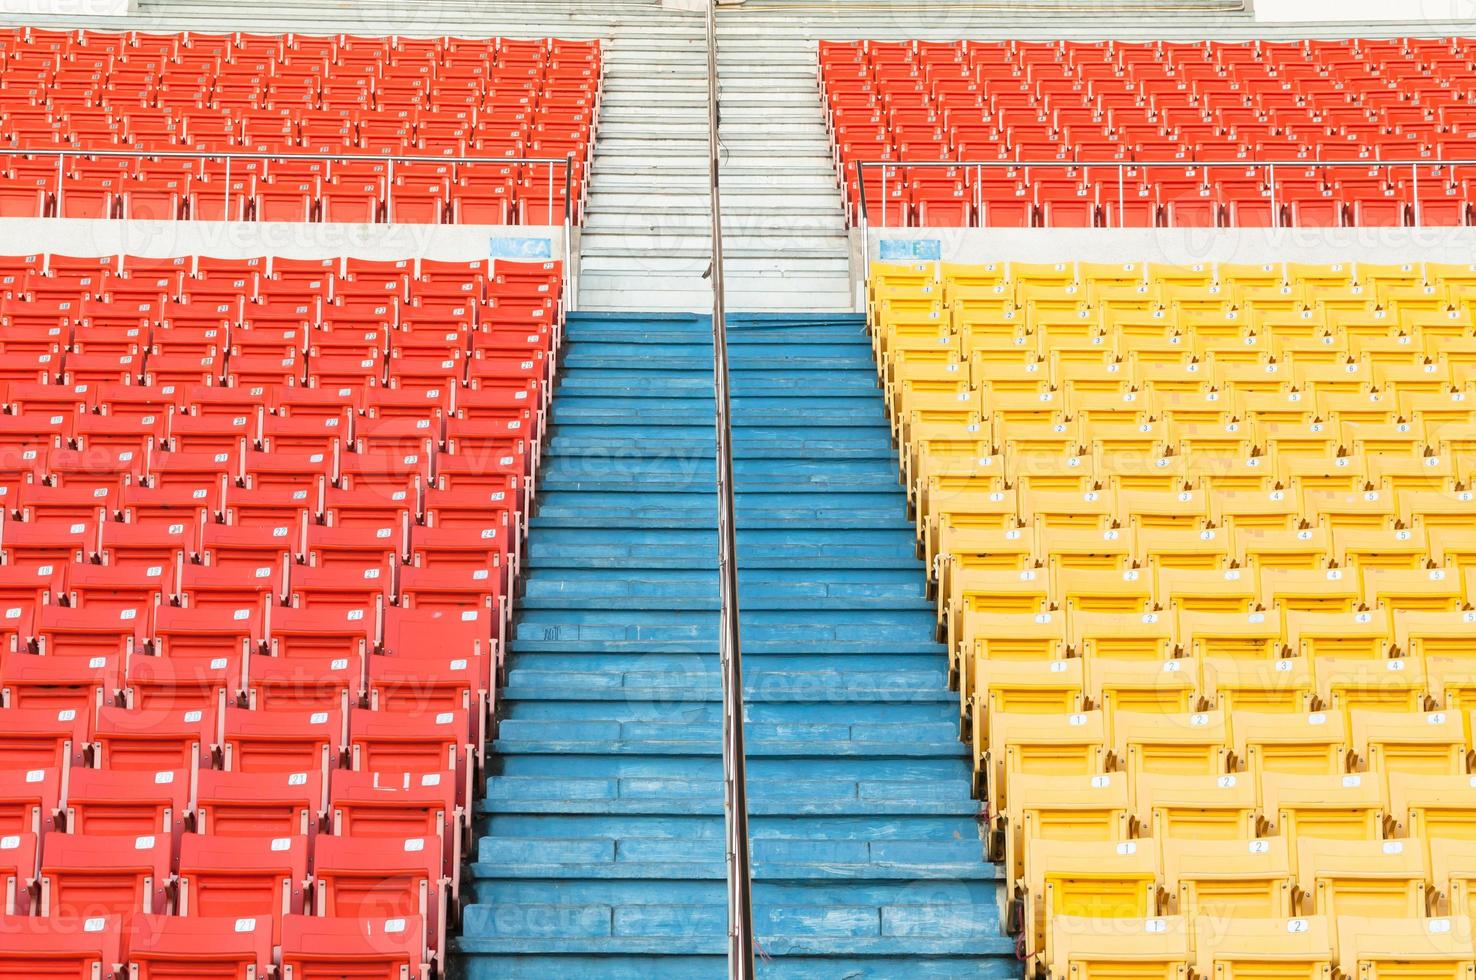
[705,3,756,978]
[546,160,553,226]
[563,156,574,312]
[223,155,232,219]
[56,151,64,216]
[1412,162,1422,228]
[387,156,396,223]
[859,162,871,312]
[1269,163,1278,228]
[1117,164,1125,228]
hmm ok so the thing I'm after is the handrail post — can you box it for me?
[223,154,232,219]
[563,155,574,312]
[1268,162,1278,228]
[56,151,64,216]
[857,161,871,312]
[705,2,756,978]
[387,156,395,223]
[1412,162,1421,227]
[858,161,871,312]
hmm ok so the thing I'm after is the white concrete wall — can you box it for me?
[0,218,565,264]
[869,226,1476,267]
[1253,0,1476,22]
[0,0,127,14]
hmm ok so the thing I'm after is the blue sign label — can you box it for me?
[879,239,942,261]
[490,237,553,260]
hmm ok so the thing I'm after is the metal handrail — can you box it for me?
[855,155,1475,286]
[704,2,756,978]
[8,146,578,312]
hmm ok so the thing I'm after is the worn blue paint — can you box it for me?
[454,312,1019,979]
[878,239,943,261]
[489,236,554,259]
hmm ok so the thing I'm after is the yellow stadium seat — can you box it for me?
[983,709,1106,814]
[1070,611,1175,660]
[948,565,1051,661]
[1360,566,1466,612]
[1046,915,1191,980]
[1011,447,1096,492]
[941,261,1004,291]
[1351,710,1466,788]
[1087,657,1199,721]
[1426,660,1476,737]
[1395,610,1476,660]
[1118,488,1208,530]
[1433,528,1476,571]
[1364,450,1457,495]
[1097,448,1191,492]
[1312,387,1392,424]
[1134,772,1259,841]
[1287,608,1387,661]
[1201,656,1315,716]
[1179,609,1283,661]
[935,527,1034,630]
[1056,567,1154,613]
[1258,771,1385,841]
[961,608,1068,715]
[1278,453,1366,492]
[1153,387,1233,426]
[883,347,965,402]
[1261,571,1364,615]
[1157,569,1259,613]
[1432,838,1476,920]
[1315,657,1429,722]
[1332,522,1431,571]
[1405,390,1476,443]
[1210,487,1302,532]
[1305,487,1399,530]
[1288,263,1354,290]
[1151,263,1215,288]
[1026,837,1159,964]
[1004,771,1132,887]
[920,471,1015,571]
[1038,525,1135,572]
[1357,262,1424,292]
[1137,526,1232,570]
[1161,837,1294,919]
[1021,487,1117,531]
[1192,915,1334,980]
[1335,915,1475,980]
[1115,710,1229,784]
[1234,711,1349,779]
[1297,837,1428,919]
[1388,774,1476,844]
[1235,525,1333,570]
[905,421,989,496]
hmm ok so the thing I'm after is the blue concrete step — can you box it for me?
[456,312,1014,980]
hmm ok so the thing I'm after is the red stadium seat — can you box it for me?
[312,835,445,958]
[193,769,324,837]
[0,832,37,915]
[176,833,308,942]
[125,913,275,980]
[39,831,172,915]
[0,765,62,836]
[92,704,216,772]
[219,705,346,775]
[62,766,188,837]
[280,914,429,980]
[0,914,123,979]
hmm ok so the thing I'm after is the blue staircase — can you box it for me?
[456,312,1018,979]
